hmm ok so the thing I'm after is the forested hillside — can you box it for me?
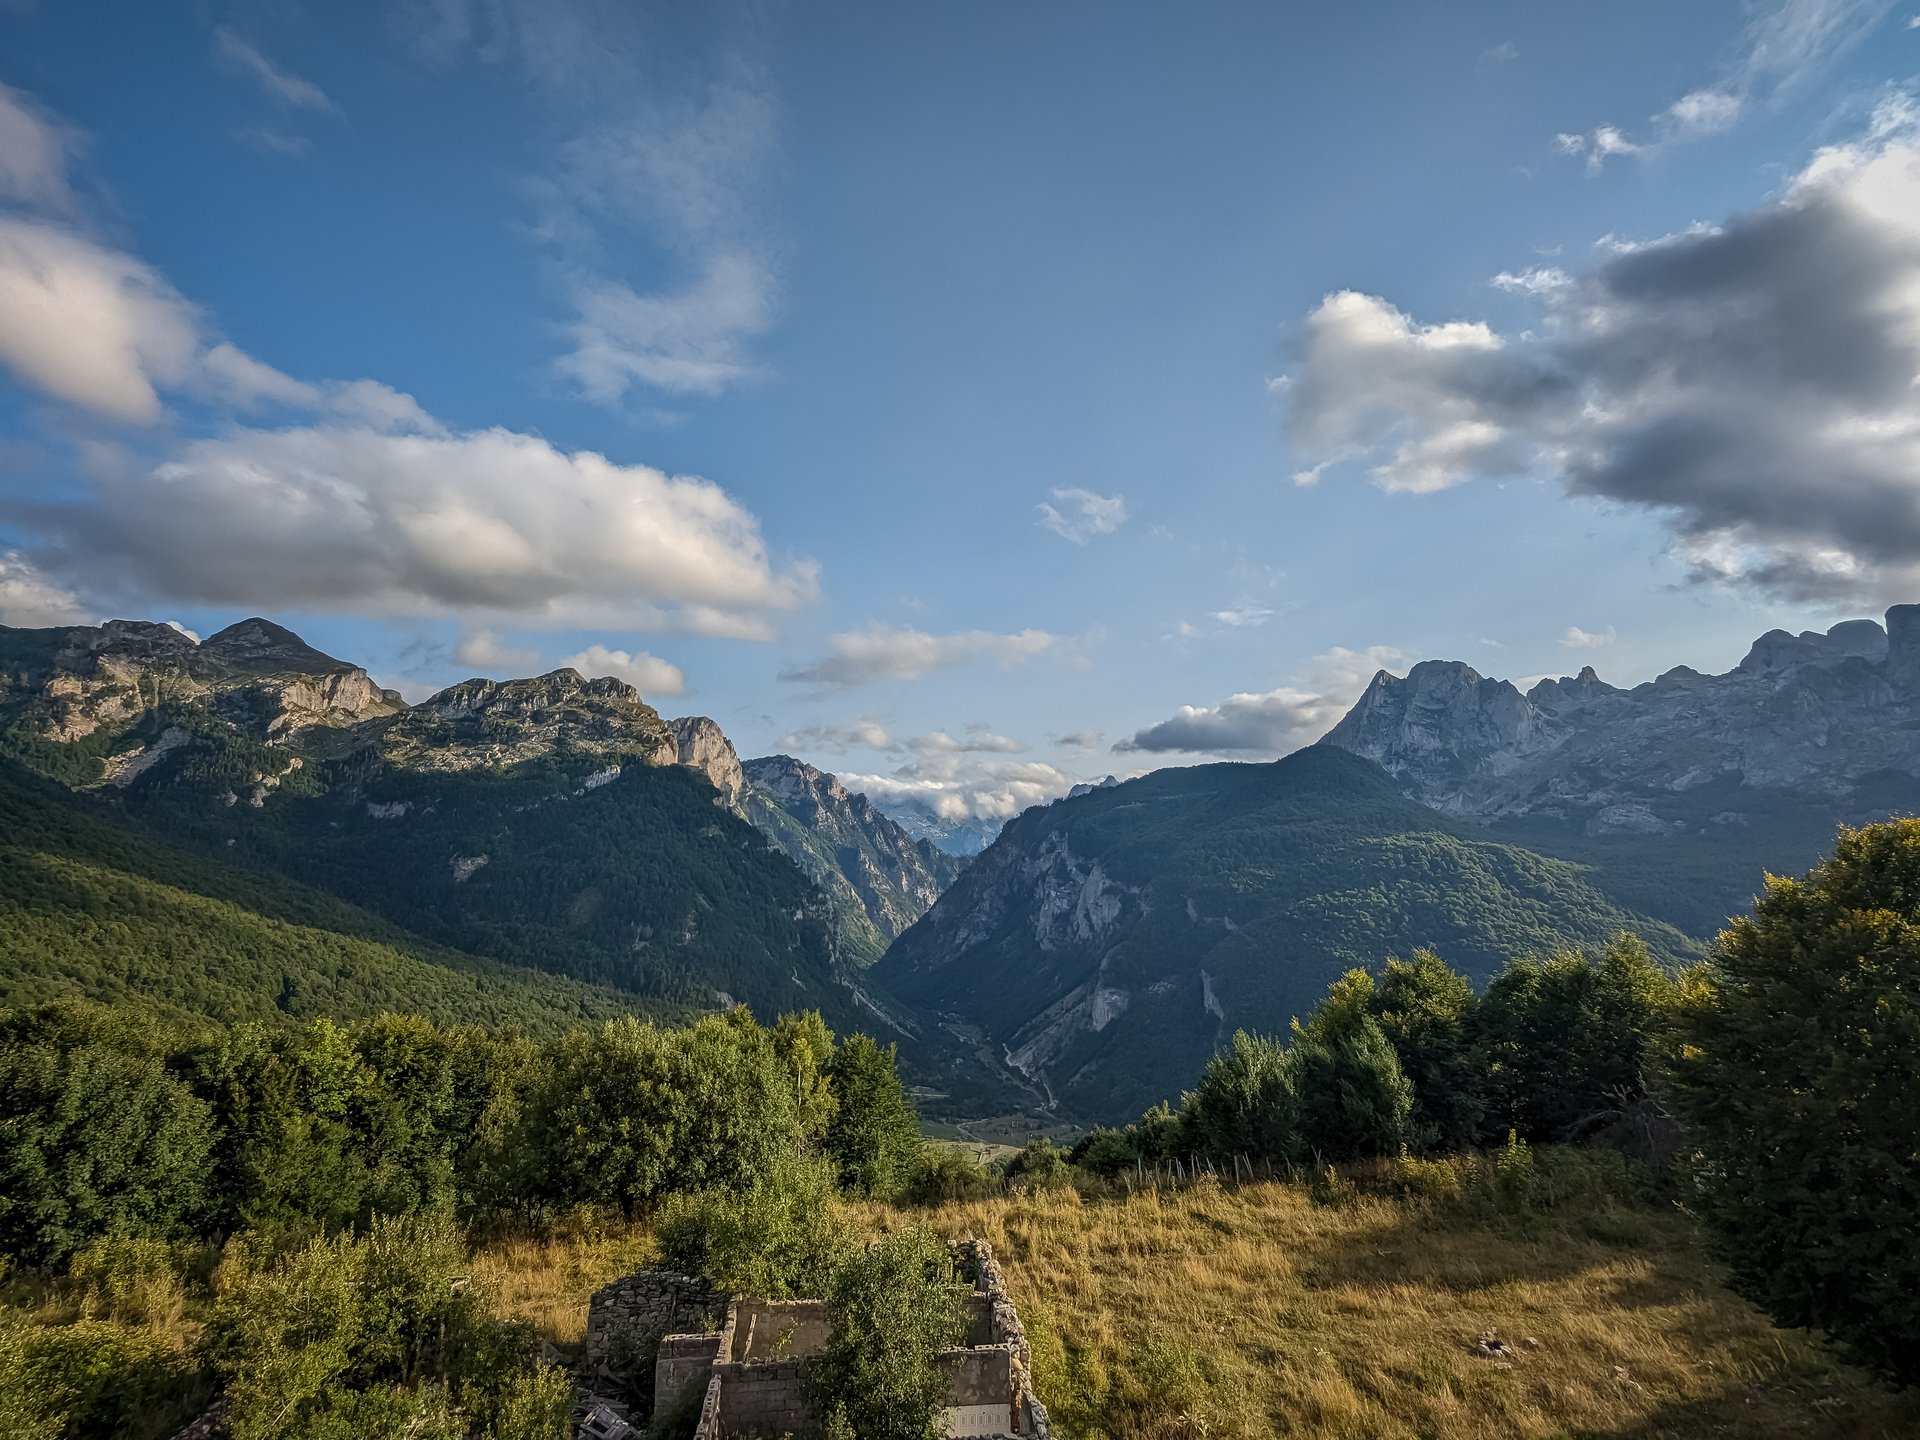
[0,761,649,1033]
[881,746,1697,1120]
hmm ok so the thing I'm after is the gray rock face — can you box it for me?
[739,754,964,959]
[667,716,746,807]
[1321,608,1920,828]
[382,671,678,773]
[0,616,402,754]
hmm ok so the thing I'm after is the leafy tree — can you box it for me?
[809,1230,964,1440]
[0,1012,215,1266]
[1370,951,1484,1150]
[771,1010,838,1151]
[1004,1138,1072,1190]
[1478,936,1675,1140]
[1178,1030,1297,1163]
[524,1011,796,1218]
[655,1154,852,1298]
[823,1034,922,1199]
[1291,1017,1413,1162]
[1667,822,1920,1385]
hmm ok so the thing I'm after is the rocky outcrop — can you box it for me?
[379,671,677,774]
[0,616,400,764]
[739,754,964,960]
[1321,607,1920,830]
[668,716,746,806]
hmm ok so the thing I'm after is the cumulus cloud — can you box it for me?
[29,423,817,633]
[1557,0,1891,169]
[1280,107,1920,604]
[559,642,687,697]
[780,624,1061,690]
[0,549,89,627]
[1115,645,1406,758]
[837,759,1076,824]
[212,27,340,114]
[1037,487,1128,544]
[454,628,540,674]
[1560,625,1618,649]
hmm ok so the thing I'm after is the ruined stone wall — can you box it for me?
[953,1240,1051,1438]
[654,1333,723,1422]
[584,1270,726,1393]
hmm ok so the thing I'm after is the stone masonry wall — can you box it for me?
[584,1271,726,1397]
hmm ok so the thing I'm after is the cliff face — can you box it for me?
[736,753,964,963]
[5,617,403,754]
[879,747,1691,1122]
[669,715,746,806]
[1321,607,1920,833]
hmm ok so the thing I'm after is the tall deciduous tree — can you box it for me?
[1668,822,1920,1385]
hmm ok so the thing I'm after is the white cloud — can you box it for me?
[1558,0,1892,170]
[212,27,340,114]
[402,1,779,404]
[35,423,817,633]
[780,624,1061,689]
[454,628,540,674]
[1115,645,1406,757]
[1053,729,1104,750]
[837,759,1076,824]
[0,212,317,423]
[0,83,74,211]
[1560,625,1618,649]
[558,251,772,400]
[778,716,895,753]
[1280,108,1920,604]
[1211,605,1273,628]
[1037,487,1128,544]
[0,550,88,627]
[559,642,687,697]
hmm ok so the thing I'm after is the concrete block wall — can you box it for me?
[655,1333,724,1421]
[713,1356,813,1437]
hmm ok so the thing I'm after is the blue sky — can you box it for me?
[2,0,1919,829]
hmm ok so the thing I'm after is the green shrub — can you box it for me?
[1179,1031,1296,1163]
[1004,1139,1073,1192]
[67,1234,193,1327]
[0,1313,204,1440]
[1291,1017,1413,1162]
[807,1230,965,1440]
[655,1154,852,1299]
[1493,1130,1535,1214]
[902,1146,995,1205]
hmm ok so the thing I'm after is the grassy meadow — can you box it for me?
[467,1159,1912,1440]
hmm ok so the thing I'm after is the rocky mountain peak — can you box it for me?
[742,753,853,810]
[668,716,746,806]
[199,618,350,675]
[1322,603,1920,828]
[385,669,674,773]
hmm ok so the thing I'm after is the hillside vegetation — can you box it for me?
[883,747,1698,1120]
[0,762,647,1033]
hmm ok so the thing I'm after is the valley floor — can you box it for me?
[479,1171,1912,1440]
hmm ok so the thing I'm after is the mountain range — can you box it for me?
[4,606,1914,1124]
[0,617,957,1047]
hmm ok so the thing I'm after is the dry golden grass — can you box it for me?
[876,1179,1915,1440]
[474,1169,1912,1439]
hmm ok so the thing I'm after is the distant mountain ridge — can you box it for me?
[0,616,959,1037]
[1322,605,1920,828]
[879,746,1695,1120]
